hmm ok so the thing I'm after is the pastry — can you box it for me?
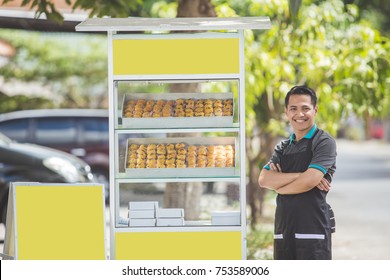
[198,146,207,155]
[175,109,185,117]
[204,106,214,116]
[157,157,166,168]
[223,104,233,116]
[165,158,175,166]
[130,144,139,150]
[206,159,215,167]
[214,107,223,116]
[194,111,205,117]
[166,151,176,159]
[136,160,146,169]
[157,144,166,155]
[213,99,223,108]
[176,159,186,168]
[162,101,173,117]
[204,99,213,106]
[147,159,157,168]
[187,156,197,168]
[176,154,186,161]
[185,108,194,117]
[188,145,197,154]
[175,143,186,149]
[186,99,195,109]
[147,144,156,152]
[142,111,152,118]
[177,148,187,155]
[166,143,175,150]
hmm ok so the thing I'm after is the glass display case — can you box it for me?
[75,17,271,260]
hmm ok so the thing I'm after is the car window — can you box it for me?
[79,117,108,144]
[0,119,29,142]
[35,118,77,145]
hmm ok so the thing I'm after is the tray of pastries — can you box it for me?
[121,92,234,128]
[124,137,238,178]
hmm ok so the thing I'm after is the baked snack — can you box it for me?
[146,159,157,168]
[127,141,234,169]
[157,144,166,155]
[162,100,173,117]
[225,145,234,167]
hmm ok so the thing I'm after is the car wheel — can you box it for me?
[0,197,7,225]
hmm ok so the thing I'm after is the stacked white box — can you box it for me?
[129,219,156,227]
[129,209,155,219]
[156,207,185,227]
[211,211,240,226]
[156,208,184,218]
[129,201,158,210]
[156,218,185,226]
[128,201,158,227]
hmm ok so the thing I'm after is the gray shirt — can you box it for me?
[264,124,337,181]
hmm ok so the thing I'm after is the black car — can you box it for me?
[0,109,109,201]
[0,133,94,224]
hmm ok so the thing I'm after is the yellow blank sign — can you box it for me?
[113,37,240,75]
[14,184,106,260]
[115,231,242,260]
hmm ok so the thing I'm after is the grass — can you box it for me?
[246,224,274,260]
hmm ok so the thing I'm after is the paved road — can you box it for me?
[1,139,390,259]
[329,139,390,260]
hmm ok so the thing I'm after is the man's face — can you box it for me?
[285,94,318,136]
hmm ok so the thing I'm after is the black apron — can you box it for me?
[273,129,334,260]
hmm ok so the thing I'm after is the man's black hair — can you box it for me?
[285,85,317,108]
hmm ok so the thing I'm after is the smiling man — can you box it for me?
[258,85,337,260]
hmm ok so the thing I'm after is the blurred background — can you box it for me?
[0,0,389,259]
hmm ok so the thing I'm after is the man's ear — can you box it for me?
[314,105,318,115]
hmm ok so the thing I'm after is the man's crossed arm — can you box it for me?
[258,163,331,195]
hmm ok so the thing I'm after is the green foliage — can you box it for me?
[0,92,53,113]
[1,0,143,22]
[246,225,274,260]
[0,29,108,109]
[219,0,390,137]
[149,0,177,18]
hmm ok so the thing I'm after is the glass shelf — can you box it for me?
[114,79,240,130]
[114,180,241,229]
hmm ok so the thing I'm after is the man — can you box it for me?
[258,85,337,260]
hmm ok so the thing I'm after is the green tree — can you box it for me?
[343,0,390,36]
[217,0,390,224]
[0,29,108,111]
[1,0,142,22]
[2,0,389,226]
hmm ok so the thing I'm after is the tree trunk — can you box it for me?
[163,83,203,220]
[246,126,276,227]
[177,0,216,17]
[163,0,216,220]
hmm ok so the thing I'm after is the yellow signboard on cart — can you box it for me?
[2,183,107,260]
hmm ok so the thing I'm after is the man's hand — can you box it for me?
[269,162,331,192]
[316,177,331,192]
[269,162,282,172]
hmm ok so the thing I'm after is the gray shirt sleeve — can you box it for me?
[263,139,289,169]
[309,131,337,176]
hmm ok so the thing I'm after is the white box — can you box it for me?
[129,218,156,227]
[129,209,156,219]
[156,208,184,218]
[211,211,240,226]
[156,218,185,227]
[129,201,158,210]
